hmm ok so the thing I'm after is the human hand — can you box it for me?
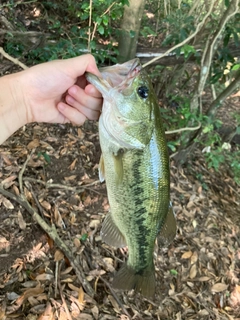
[18,54,102,125]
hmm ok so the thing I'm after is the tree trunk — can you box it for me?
[118,0,145,63]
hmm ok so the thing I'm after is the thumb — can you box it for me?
[58,54,102,80]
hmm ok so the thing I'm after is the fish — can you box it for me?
[86,58,176,298]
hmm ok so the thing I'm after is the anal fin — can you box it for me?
[101,213,126,248]
[158,203,176,247]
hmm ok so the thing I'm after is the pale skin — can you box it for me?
[0,54,102,144]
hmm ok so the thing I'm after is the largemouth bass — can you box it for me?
[86,59,176,297]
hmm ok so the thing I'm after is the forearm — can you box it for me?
[0,72,28,144]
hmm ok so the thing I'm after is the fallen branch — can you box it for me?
[0,47,28,70]
[0,153,95,297]
[23,177,101,194]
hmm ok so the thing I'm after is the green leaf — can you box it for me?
[102,15,109,26]
[225,0,230,7]
[98,25,105,35]
[96,17,102,25]
[232,64,240,71]
[170,269,178,276]
[80,233,88,242]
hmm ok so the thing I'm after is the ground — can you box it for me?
[0,116,240,319]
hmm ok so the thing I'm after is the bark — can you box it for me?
[118,0,145,63]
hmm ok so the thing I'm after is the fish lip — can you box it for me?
[86,59,142,98]
[100,58,142,89]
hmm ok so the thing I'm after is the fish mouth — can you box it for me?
[100,58,142,88]
[86,58,142,97]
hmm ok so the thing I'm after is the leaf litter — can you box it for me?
[0,121,239,319]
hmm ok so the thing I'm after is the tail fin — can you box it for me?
[112,263,155,298]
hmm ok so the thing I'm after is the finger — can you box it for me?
[65,95,100,121]
[67,85,102,111]
[85,84,102,98]
[57,102,87,125]
[58,54,102,80]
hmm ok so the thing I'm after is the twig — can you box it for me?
[99,276,131,319]
[0,153,95,297]
[165,122,201,135]
[191,0,240,112]
[0,186,95,296]
[0,29,46,36]
[0,47,28,70]
[58,260,73,320]
[87,0,93,52]
[91,2,116,41]
[142,1,215,69]
[23,177,101,194]
[19,149,35,194]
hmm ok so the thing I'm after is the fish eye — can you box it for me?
[137,86,149,99]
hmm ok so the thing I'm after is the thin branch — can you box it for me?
[191,0,240,111]
[88,0,93,52]
[91,2,116,41]
[165,122,201,135]
[19,149,35,194]
[99,276,131,318]
[0,186,95,297]
[23,177,101,194]
[206,70,240,118]
[0,29,46,36]
[142,1,215,69]
[0,152,95,297]
[0,47,28,70]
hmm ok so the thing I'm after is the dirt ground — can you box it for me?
[0,115,240,319]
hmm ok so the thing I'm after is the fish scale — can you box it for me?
[86,59,176,297]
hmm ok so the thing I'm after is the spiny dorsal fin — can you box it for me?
[101,213,126,248]
[158,204,176,247]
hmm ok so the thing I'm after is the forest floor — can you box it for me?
[0,110,240,320]
[1,2,240,320]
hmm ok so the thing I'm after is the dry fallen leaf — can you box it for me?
[181,251,192,259]
[37,302,54,320]
[15,284,44,307]
[1,175,17,189]
[54,249,64,262]
[27,139,40,150]
[69,158,77,171]
[211,283,228,293]
[189,264,197,279]
[2,197,14,209]
[17,210,26,230]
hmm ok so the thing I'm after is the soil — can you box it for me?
[0,118,239,320]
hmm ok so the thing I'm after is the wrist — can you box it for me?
[0,72,28,144]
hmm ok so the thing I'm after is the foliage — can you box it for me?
[2,0,127,64]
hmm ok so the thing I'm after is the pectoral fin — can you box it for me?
[113,149,124,185]
[158,204,176,247]
[98,154,105,182]
[101,213,126,248]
